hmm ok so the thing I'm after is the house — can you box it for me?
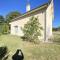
[9,0,54,42]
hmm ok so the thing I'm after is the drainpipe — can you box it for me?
[44,10,48,42]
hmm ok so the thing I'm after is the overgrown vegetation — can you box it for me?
[23,16,43,42]
[0,11,21,34]
[2,23,9,34]
[53,26,60,31]
[0,23,9,34]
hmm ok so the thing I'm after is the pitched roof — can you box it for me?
[10,2,50,22]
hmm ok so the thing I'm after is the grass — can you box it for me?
[51,31,60,43]
[0,32,60,60]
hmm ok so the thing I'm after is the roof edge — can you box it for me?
[10,3,49,23]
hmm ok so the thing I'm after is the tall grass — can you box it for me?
[0,34,60,60]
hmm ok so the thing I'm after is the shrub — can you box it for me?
[2,23,9,34]
[0,23,9,34]
[23,16,43,42]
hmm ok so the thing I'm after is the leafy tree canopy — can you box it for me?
[6,11,21,23]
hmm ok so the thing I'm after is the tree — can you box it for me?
[52,27,58,31]
[0,15,5,34]
[6,11,21,23]
[5,11,21,33]
[52,26,60,31]
[0,15,5,24]
[23,16,43,42]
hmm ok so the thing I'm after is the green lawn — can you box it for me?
[0,33,60,60]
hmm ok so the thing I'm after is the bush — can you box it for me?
[23,16,43,42]
[0,23,9,34]
[0,46,8,60]
[2,23,9,34]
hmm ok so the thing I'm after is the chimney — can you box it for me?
[26,0,30,12]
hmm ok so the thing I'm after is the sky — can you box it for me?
[0,0,60,27]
